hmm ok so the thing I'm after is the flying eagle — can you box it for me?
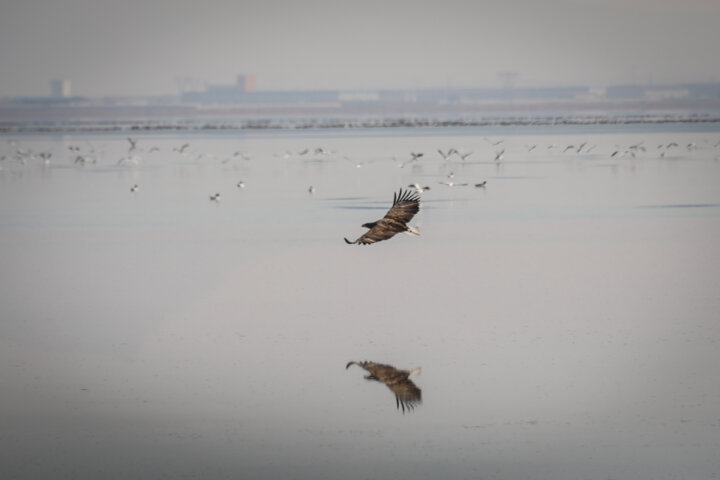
[346,361,422,413]
[344,188,420,245]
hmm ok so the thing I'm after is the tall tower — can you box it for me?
[498,72,518,99]
[236,74,256,92]
[50,79,72,98]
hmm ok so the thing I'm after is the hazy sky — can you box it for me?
[1,0,719,97]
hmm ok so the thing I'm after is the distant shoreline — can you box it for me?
[2,113,719,134]
[2,98,720,133]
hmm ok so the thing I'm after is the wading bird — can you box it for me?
[346,361,422,413]
[344,188,420,245]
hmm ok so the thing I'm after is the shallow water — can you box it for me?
[2,125,720,479]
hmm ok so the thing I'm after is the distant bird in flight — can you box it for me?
[438,181,468,187]
[458,151,473,161]
[74,155,96,165]
[399,152,424,168]
[408,183,430,193]
[233,151,252,160]
[173,143,190,154]
[344,188,420,245]
[209,193,220,202]
[130,184,139,193]
[437,148,457,160]
[484,137,504,146]
[346,361,422,413]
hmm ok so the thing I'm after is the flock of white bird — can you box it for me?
[3,135,719,202]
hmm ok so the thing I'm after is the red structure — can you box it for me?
[237,74,256,92]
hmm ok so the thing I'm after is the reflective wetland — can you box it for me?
[2,124,719,479]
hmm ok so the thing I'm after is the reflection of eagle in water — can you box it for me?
[346,361,422,413]
[344,189,420,245]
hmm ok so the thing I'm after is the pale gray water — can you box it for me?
[1,125,720,479]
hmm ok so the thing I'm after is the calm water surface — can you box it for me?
[1,125,720,479]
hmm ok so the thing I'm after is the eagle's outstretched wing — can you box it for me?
[386,378,422,413]
[344,189,420,245]
[383,188,420,224]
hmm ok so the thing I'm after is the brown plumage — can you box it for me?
[344,188,420,245]
[346,361,422,413]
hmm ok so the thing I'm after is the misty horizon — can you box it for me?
[1,0,719,98]
[9,76,720,101]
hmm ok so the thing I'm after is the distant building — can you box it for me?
[50,79,72,98]
[605,83,720,101]
[178,75,720,108]
[236,74,256,93]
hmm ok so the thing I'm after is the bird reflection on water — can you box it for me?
[346,361,422,413]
